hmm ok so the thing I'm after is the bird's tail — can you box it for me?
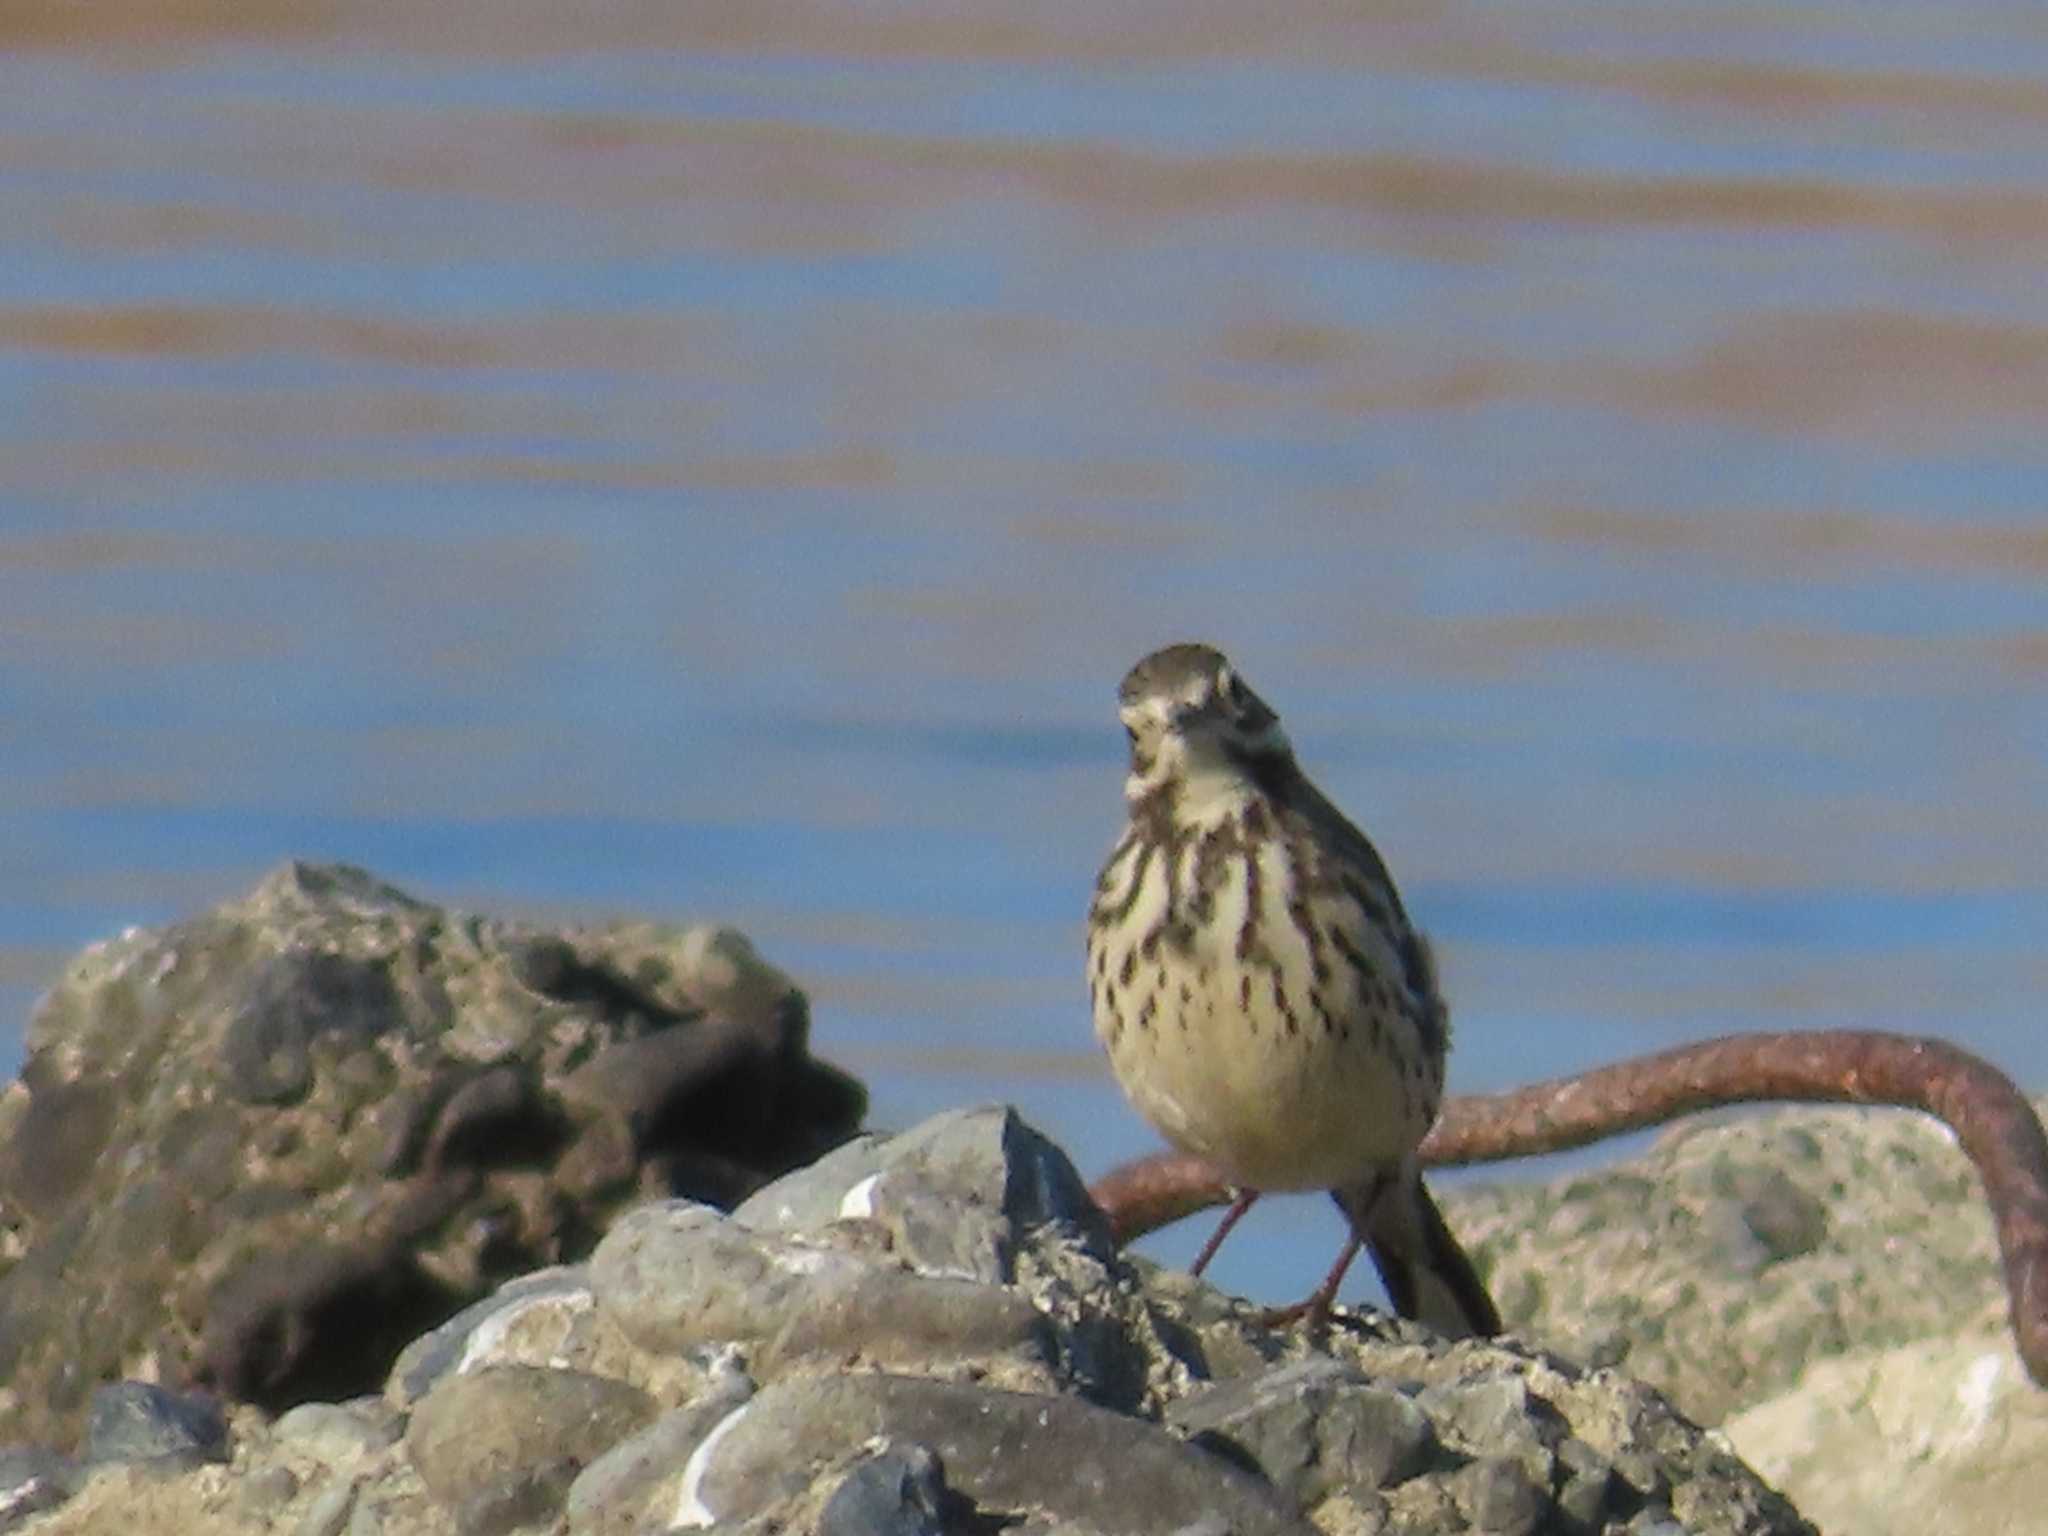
[1334,1167,1501,1340]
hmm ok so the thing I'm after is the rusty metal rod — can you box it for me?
[1088,1030,2048,1388]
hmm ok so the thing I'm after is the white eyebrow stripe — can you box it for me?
[1120,696,1174,727]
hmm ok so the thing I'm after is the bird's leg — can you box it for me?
[1187,1188,1260,1277]
[1257,1229,1365,1331]
[1259,1168,1395,1330]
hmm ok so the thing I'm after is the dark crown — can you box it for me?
[1119,642,1233,707]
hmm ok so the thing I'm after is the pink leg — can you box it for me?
[1259,1231,1364,1331]
[1188,1189,1260,1277]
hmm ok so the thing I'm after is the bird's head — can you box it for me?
[1116,643,1293,811]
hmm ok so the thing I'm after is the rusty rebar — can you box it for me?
[1087,1030,2048,1388]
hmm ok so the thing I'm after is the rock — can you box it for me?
[384,1256,726,1416]
[563,1371,755,1536]
[1414,1371,1564,1486]
[387,1267,600,1409]
[682,1373,1316,1536]
[734,1102,1114,1282]
[1449,1097,2023,1425]
[290,1479,356,1536]
[270,1402,404,1462]
[817,1445,949,1536]
[1447,1092,2048,1536]
[236,1462,301,1515]
[729,1132,890,1234]
[591,1199,1054,1387]
[728,1101,1146,1406]
[585,1204,1048,1392]
[1450,1455,1547,1535]
[0,1106,1816,1536]
[756,1261,1052,1377]
[80,1383,229,1468]
[589,1201,817,1351]
[1721,1332,2048,1536]
[0,862,865,1446]
[1553,1436,1618,1528]
[1167,1358,1438,1501]
[405,1364,653,1534]
[0,1446,81,1529]
[1446,1104,2018,1426]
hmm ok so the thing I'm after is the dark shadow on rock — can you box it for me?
[0,861,867,1448]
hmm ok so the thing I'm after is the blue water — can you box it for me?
[6,0,2048,1307]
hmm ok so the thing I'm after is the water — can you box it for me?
[6,0,2048,1306]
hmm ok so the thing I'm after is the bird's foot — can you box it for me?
[1254,1294,1332,1331]
[1252,1230,1364,1333]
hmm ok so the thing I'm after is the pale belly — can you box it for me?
[1100,967,1431,1190]
[1088,827,1442,1192]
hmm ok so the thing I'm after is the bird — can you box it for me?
[1085,642,1499,1337]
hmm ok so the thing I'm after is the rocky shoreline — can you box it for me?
[1452,1100,2048,1536]
[1,865,2040,1534]
[5,1100,1808,1536]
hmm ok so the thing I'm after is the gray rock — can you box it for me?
[0,1446,80,1529]
[1415,1371,1563,1486]
[387,1266,596,1408]
[759,1264,1050,1377]
[591,1198,1049,1380]
[293,1480,358,1536]
[82,1382,228,1467]
[687,1373,1315,1536]
[590,1201,826,1350]
[1451,1455,1548,1535]
[1380,1475,1461,1534]
[1553,1436,1617,1528]
[406,1364,654,1533]
[1168,1358,1438,1501]
[871,1104,1112,1276]
[1722,1332,2048,1536]
[818,1446,948,1536]
[731,1134,890,1233]
[390,1265,720,1427]
[238,1463,302,1514]
[0,862,864,1446]
[0,1102,1822,1536]
[271,1401,404,1461]
[563,1369,755,1536]
[1447,1104,2017,1425]
[736,1104,1111,1283]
